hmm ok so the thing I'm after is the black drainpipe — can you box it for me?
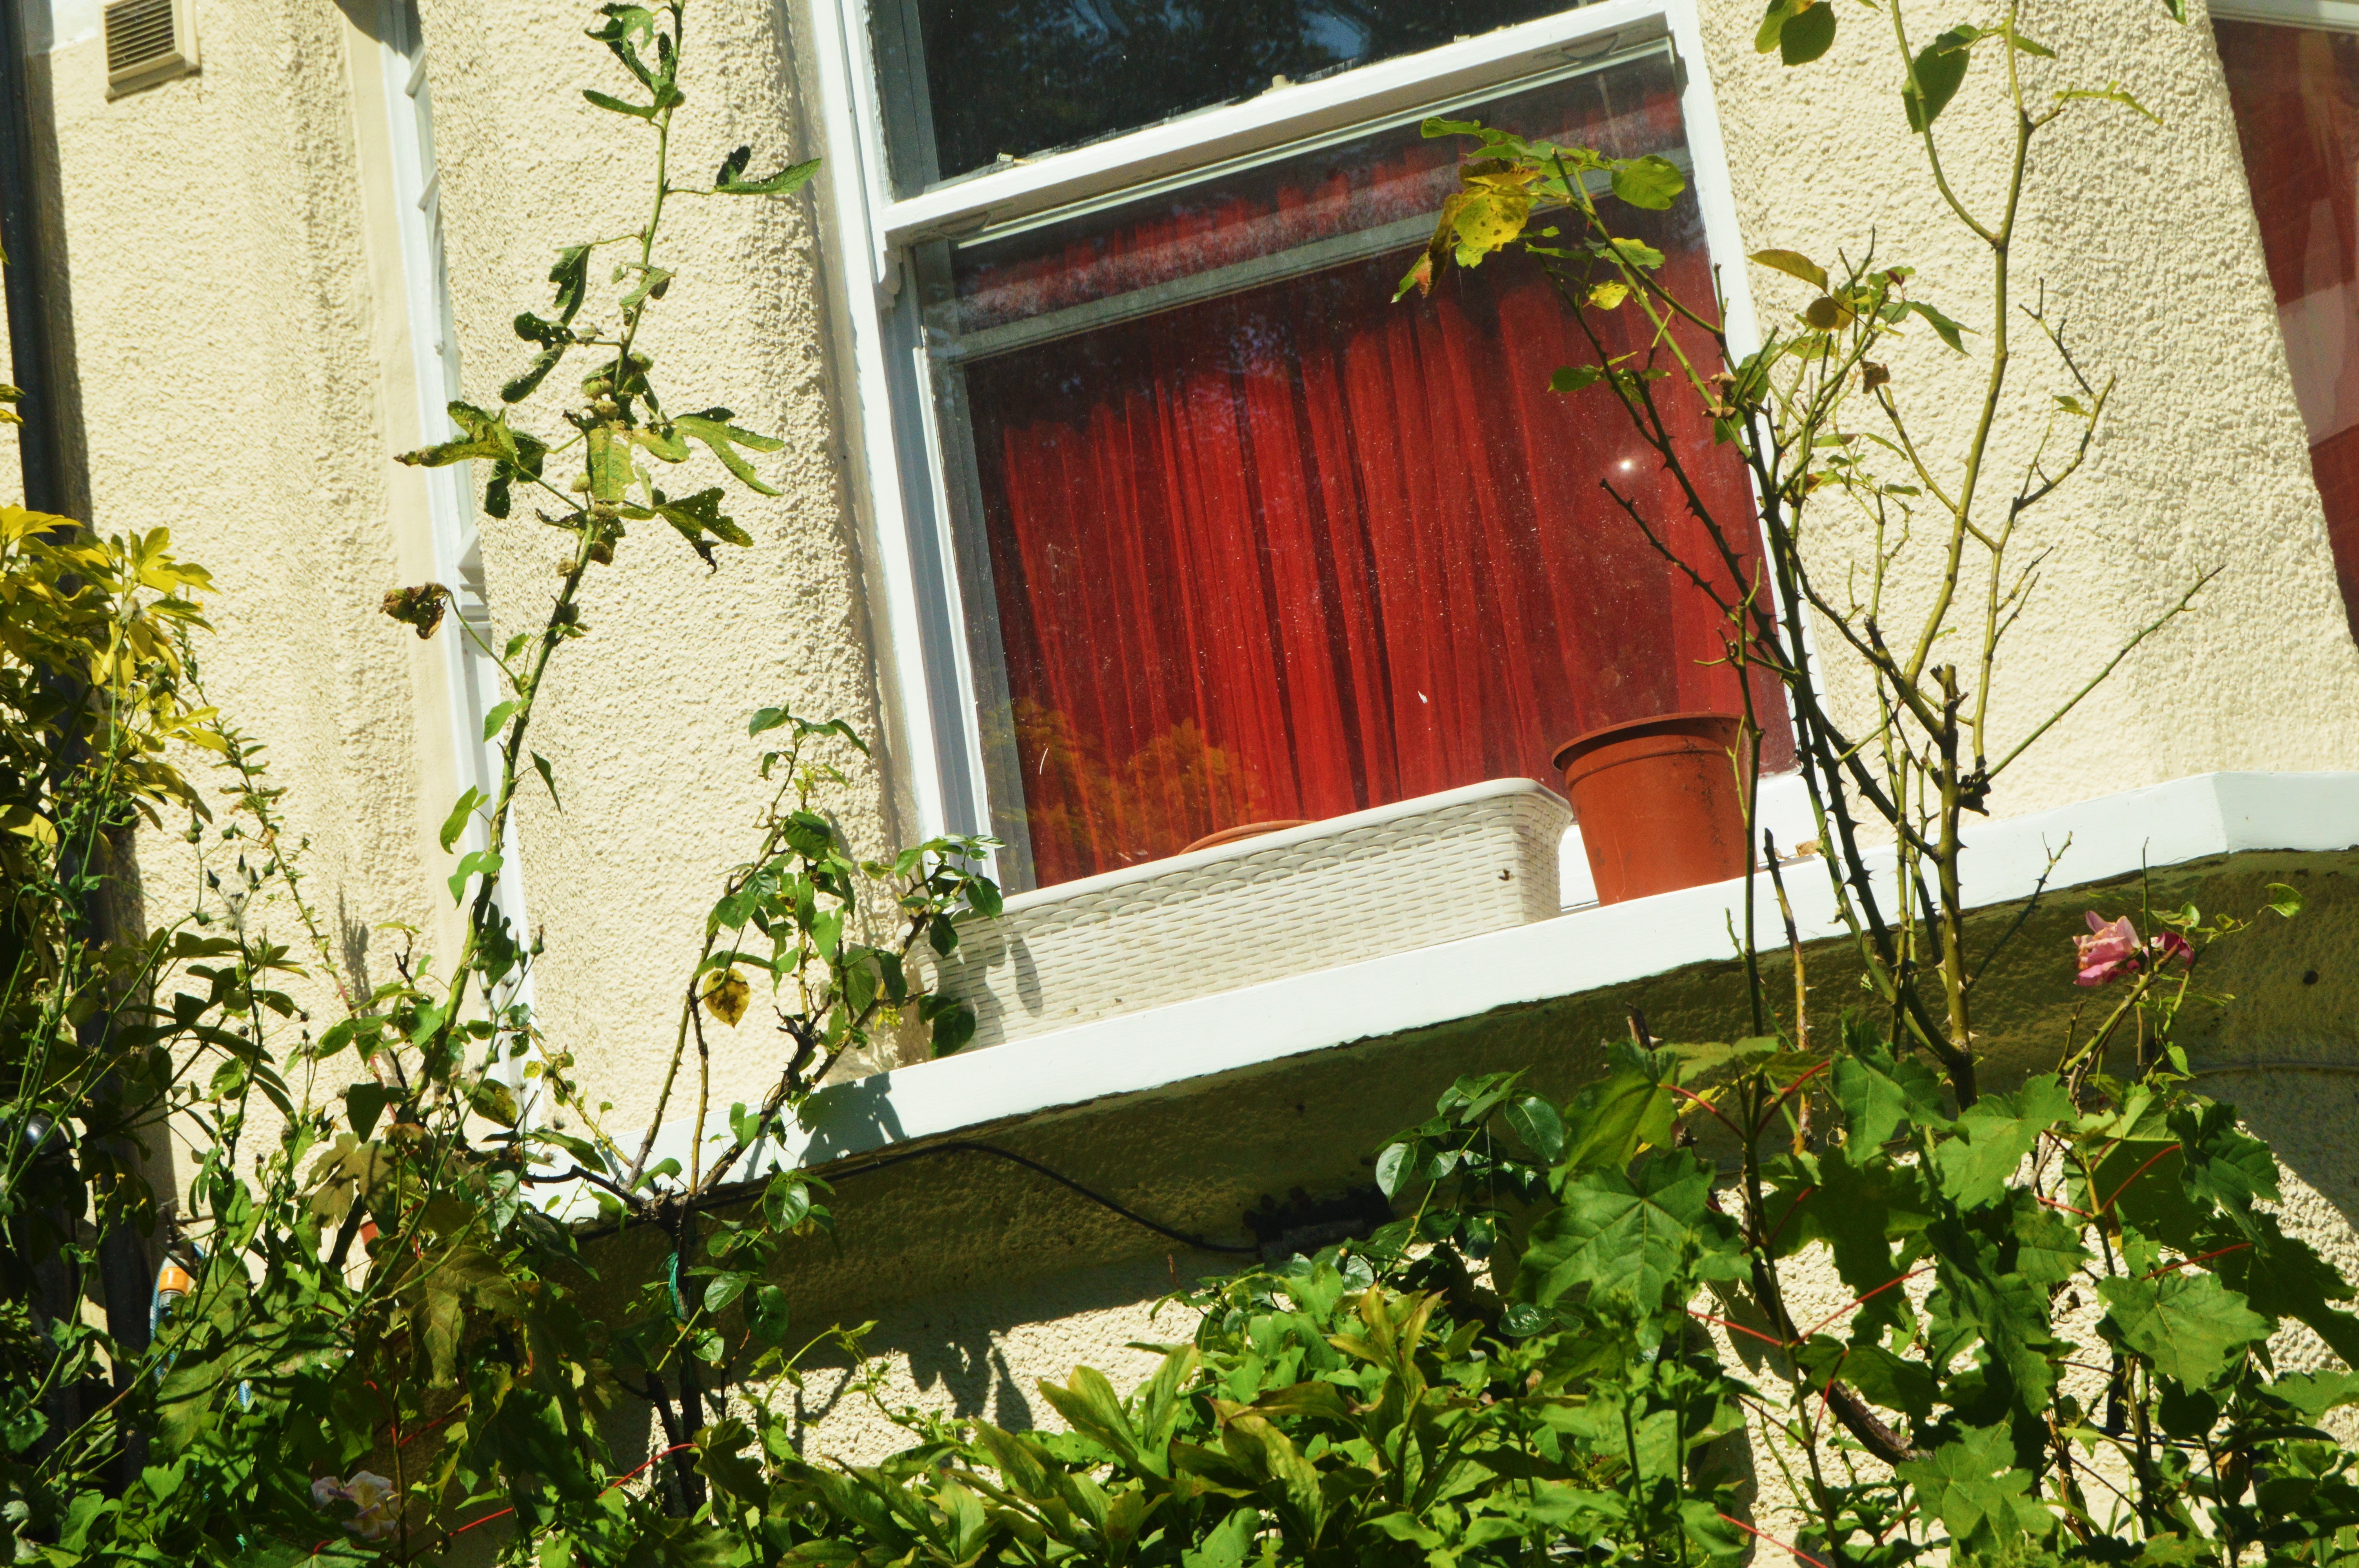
[0,0,66,514]
[0,0,152,1494]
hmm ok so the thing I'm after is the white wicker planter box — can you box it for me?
[922,778,1572,1053]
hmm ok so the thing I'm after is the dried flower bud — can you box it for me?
[379,584,449,640]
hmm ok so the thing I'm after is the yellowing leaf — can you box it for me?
[1587,280,1630,310]
[1750,248,1828,292]
[703,967,751,1027]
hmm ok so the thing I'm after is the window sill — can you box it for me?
[636,771,2359,1189]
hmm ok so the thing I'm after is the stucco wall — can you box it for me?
[1697,0,2359,817]
[18,0,2359,1533]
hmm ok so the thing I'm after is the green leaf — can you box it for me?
[1932,1075,2074,1208]
[2267,881,2304,918]
[1834,1047,1948,1149]
[531,751,562,812]
[1375,1141,1414,1198]
[1903,27,1976,133]
[672,409,787,496]
[346,1083,398,1142]
[622,486,754,557]
[1608,154,1684,211]
[1904,299,1971,352]
[1777,0,1836,66]
[714,145,823,196]
[1895,1423,2054,1552]
[2099,1268,2269,1387]
[2057,82,2162,125]
[482,699,519,743]
[582,87,657,120]
[548,244,591,323]
[439,787,483,853]
[1522,1151,1734,1317]
[1557,1050,1678,1178]
[1505,1095,1565,1160]
[1548,364,1603,394]
[1750,248,1828,293]
[448,849,502,906]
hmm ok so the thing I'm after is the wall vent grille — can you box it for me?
[105,0,197,97]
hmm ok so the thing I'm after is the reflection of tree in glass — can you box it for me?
[1009,699,1268,882]
[912,0,1567,183]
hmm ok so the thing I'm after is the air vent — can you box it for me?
[105,0,198,98]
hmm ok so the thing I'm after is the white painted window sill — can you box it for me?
[636,771,2359,1190]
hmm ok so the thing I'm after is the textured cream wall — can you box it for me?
[411,0,898,1132]
[1696,0,2359,817]
[21,0,2359,1527]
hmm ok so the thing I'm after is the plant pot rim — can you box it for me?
[1551,710,1745,773]
[1180,818,1314,854]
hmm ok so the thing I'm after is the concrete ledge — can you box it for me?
[646,771,2359,1183]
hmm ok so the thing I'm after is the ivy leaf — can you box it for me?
[671,410,786,496]
[2099,1268,2269,1388]
[1895,1423,2054,1552]
[2267,882,2304,918]
[714,145,823,196]
[1608,154,1684,211]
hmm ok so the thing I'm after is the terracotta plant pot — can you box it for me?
[1552,712,1747,904]
[1181,819,1312,855]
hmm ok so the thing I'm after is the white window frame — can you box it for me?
[807,0,1771,865]
[379,0,539,1068]
[2210,0,2359,29]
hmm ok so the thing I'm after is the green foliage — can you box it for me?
[0,4,1002,1562]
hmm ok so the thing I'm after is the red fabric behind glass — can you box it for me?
[959,94,1785,887]
[2218,20,2359,641]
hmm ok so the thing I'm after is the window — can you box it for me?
[380,0,535,1004]
[816,0,1785,890]
[2215,0,2359,639]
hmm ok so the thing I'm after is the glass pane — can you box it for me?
[927,53,1788,889]
[871,0,1588,194]
[2217,20,2359,641]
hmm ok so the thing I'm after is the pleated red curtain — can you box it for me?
[2217,21,2359,642]
[961,99,1786,887]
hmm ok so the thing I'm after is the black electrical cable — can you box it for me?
[568,1138,1257,1254]
[827,1140,1258,1254]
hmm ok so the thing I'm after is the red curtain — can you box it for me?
[961,94,1785,887]
[2218,21,2359,641]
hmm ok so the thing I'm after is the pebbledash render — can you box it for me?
[12,0,2359,1477]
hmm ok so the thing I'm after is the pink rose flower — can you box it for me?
[2073,912,2194,986]
[2074,913,2141,987]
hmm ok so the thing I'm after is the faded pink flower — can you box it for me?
[2075,912,2141,987]
[2151,929,2193,967]
[312,1471,399,1542]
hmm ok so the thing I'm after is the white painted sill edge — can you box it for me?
[630,770,2359,1189]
